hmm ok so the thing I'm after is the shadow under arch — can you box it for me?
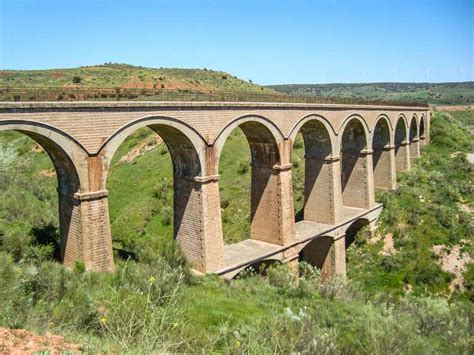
[233,259,282,279]
[340,117,370,209]
[409,115,419,159]
[217,118,284,245]
[290,117,336,224]
[0,122,85,266]
[372,116,392,190]
[345,218,369,249]
[419,114,426,143]
[394,116,409,171]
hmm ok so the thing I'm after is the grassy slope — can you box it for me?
[0,63,273,93]
[0,110,473,352]
[267,82,474,105]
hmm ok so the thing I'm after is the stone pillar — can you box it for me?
[250,163,295,245]
[60,155,115,273]
[304,155,343,225]
[74,190,114,272]
[301,232,346,283]
[425,111,431,144]
[365,150,376,208]
[373,145,397,190]
[410,138,420,159]
[342,150,375,209]
[174,174,224,273]
[395,141,411,172]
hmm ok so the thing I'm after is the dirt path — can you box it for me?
[0,327,82,354]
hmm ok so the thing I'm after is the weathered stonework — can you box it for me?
[0,102,429,279]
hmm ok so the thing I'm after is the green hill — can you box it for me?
[0,63,274,93]
[267,82,474,105]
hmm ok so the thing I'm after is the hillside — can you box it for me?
[267,82,474,105]
[0,63,274,94]
[0,107,473,352]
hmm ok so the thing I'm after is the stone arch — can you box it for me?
[99,116,223,273]
[288,114,338,153]
[419,114,426,144]
[216,117,291,246]
[372,115,394,190]
[213,114,284,166]
[345,218,369,249]
[100,116,208,178]
[409,115,420,159]
[0,121,88,267]
[339,117,372,209]
[394,115,410,171]
[290,116,338,224]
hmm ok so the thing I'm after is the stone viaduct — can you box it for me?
[0,102,429,280]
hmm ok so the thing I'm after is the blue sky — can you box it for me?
[0,0,472,84]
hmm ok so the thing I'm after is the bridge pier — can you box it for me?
[304,155,343,224]
[250,162,295,245]
[174,174,224,273]
[373,145,397,190]
[65,190,114,272]
[395,141,411,172]
[410,138,421,159]
[342,149,376,209]
[300,233,347,282]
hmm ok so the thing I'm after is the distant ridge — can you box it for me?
[0,63,273,94]
[266,82,474,105]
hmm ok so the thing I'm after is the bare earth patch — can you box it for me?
[433,244,471,292]
[380,233,397,256]
[0,327,82,354]
[119,135,163,163]
[31,144,44,153]
[39,169,56,178]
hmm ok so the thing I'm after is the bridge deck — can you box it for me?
[219,205,377,277]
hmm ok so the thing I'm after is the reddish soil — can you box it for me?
[0,327,82,354]
[121,76,210,92]
[48,72,65,78]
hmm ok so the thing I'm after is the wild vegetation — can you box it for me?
[268,82,474,105]
[0,110,472,352]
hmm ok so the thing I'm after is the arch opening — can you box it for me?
[340,119,369,209]
[409,117,419,159]
[344,218,369,249]
[233,259,282,279]
[372,118,392,190]
[291,120,334,224]
[0,129,81,265]
[419,116,426,143]
[299,236,333,270]
[219,121,281,245]
[394,118,409,171]
[105,124,203,267]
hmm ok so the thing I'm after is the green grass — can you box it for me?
[268,82,474,105]
[0,110,473,352]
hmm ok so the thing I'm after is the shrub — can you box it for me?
[72,76,82,84]
[237,161,249,174]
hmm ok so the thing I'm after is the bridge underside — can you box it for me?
[217,204,382,279]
